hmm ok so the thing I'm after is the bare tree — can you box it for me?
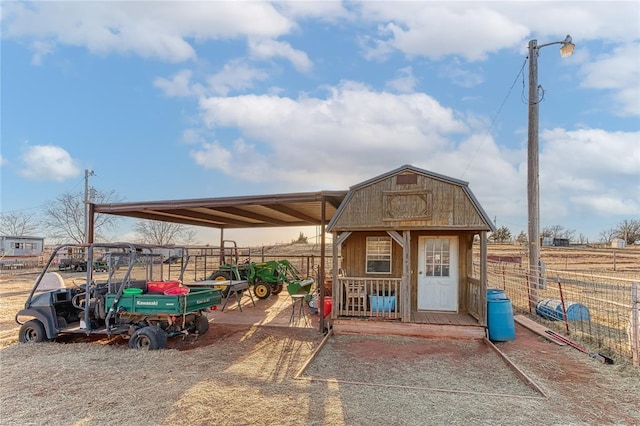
[134,220,199,245]
[542,225,575,241]
[599,228,616,244]
[0,211,40,236]
[614,219,640,245]
[42,190,121,243]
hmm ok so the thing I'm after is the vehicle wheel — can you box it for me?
[19,320,48,343]
[271,284,284,295]
[56,316,68,328]
[211,271,232,297]
[149,326,168,348]
[193,315,209,335]
[253,280,271,299]
[128,326,163,350]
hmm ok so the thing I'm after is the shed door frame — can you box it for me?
[417,236,458,312]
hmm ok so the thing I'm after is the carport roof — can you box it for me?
[92,191,348,229]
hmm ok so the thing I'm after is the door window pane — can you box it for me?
[424,238,451,277]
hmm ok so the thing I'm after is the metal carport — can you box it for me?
[88,190,348,332]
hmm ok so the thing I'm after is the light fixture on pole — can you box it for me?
[527,34,574,310]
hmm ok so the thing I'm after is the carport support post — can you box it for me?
[319,197,326,333]
[87,203,95,244]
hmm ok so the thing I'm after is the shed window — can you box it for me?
[424,238,450,277]
[366,236,392,274]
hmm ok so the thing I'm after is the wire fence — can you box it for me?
[475,259,639,366]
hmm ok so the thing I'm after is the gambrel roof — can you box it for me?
[326,164,495,232]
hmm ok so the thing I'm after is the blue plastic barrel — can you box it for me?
[535,299,590,321]
[487,299,516,341]
[487,288,507,301]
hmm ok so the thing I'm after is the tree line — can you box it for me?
[489,220,640,245]
[2,189,638,246]
[0,190,197,246]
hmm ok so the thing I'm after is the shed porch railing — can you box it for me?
[335,277,402,319]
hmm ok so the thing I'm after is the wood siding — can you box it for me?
[340,232,403,278]
[330,173,488,231]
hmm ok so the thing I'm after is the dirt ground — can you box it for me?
[1,272,639,425]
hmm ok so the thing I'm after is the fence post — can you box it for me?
[632,282,638,367]
[558,278,570,334]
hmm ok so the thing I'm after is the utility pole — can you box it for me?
[526,35,574,310]
[527,39,540,311]
[84,169,95,244]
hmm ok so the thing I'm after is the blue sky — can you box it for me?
[1,1,639,245]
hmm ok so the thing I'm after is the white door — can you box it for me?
[418,236,458,311]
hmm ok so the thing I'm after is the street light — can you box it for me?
[527,35,575,309]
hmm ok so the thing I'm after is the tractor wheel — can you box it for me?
[271,284,284,295]
[193,315,210,335]
[128,326,163,350]
[149,326,168,348]
[211,271,232,297]
[19,319,48,343]
[253,280,271,299]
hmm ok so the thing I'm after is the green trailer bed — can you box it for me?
[105,287,222,315]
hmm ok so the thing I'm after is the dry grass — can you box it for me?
[1,247,640,425]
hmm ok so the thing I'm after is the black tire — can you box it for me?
[271,284,284,295]
[128,326,163,350]
[253,280,271,299]
[149,326,168,348]
[193,315,209,335]
[56,316,68,328]
[211,271,232,297]
[19,319,48,343]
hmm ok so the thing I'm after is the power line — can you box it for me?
[460,58,528,179]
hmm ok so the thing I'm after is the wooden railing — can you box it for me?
[335,277,402,319]
[467,277,482,323]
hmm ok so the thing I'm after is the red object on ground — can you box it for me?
[163,286,190,296]
[323,296,332,318]
[148,280,181,293]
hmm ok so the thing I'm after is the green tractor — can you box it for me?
[207,241,312,300]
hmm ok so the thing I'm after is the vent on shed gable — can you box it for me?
[396,173,417,185]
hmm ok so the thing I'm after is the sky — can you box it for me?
[1,1,639,246]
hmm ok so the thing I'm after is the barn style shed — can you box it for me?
[327,165,495,338]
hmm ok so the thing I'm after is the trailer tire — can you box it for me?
[194,315,209,335]
[19,320,48,343]
[253,280,271,299]
[150,326,168,348]
[129,326,163,350]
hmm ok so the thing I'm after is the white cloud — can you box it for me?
[195,82,468,189]
[207,59,270,96]
[579,43,640,117]
[539,128,640,218]
[438,61,484,88]
[385,67,418,93]
[154,70,204,97]
[358,2,639,61]
[29,40,55,65]
[0,155,7,166]
[19,145,81,181]
[359,4,530,61]
[248,38,312,72]
[181,129,205,145]
[2,2,295,63]
[189,141,234,174]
